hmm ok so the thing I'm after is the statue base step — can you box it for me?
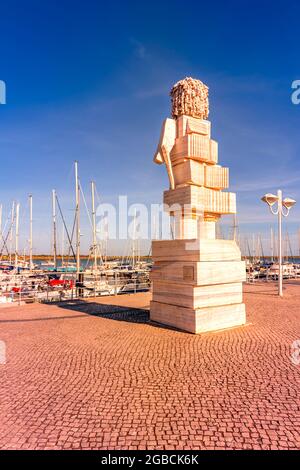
[150,301,246,334]
[150,238,246,334]
[152,281,243,309]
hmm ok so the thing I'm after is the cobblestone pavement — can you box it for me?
[0,283,299,450]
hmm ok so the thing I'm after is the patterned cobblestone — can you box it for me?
[0,283,299,450]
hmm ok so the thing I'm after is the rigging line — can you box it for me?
[95,193,104,260]
[18,198,28,223]
[55,195,76,262]
[83,252,90,270]
[287,231,294,263]
[246,237,251,259]
[55,163,74,211]
[94,182,104,254]
[121,238,127,264]
[0,218,9,238]
[79,181,93,229]
[95,185,101,205]
[98,241,104,265]
[0,221,14,258]
[0,224,11,257]
[66,206,77,264]
[259,234,265,263]
[123,238,131,265]
[0,210,16,258]
[0,238,9,259]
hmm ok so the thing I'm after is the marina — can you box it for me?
[0,283,299,450]
[1,0,299,455]
[1,161,299,305]
[0,161,152,305]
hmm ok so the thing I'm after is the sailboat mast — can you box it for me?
[91,181,97,272]
[233,214,237,242]
[132,208,136,267]
[29,194,33,269]
[270,227,274,263]
[104,225,108,266]
[9,201,15,264]
[52,189,57,269]
[259,234,264,263]
[61,225,64,266]
[75,161,80,274]
[0,204,2,240]
[15,203,20,270]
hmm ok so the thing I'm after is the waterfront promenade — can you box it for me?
[0,283,299,450]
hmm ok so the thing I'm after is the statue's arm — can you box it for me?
[153,118,176,190]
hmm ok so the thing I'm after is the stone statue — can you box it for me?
[150,77,246,334]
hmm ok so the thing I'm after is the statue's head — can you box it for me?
[170,77,209,120]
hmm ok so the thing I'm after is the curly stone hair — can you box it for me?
[170,77,209,120]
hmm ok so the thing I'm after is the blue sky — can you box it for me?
[0,0,300,255]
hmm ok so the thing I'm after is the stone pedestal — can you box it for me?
[150,239,246,333]
[150,77,246,334]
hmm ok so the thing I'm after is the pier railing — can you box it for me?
[246,266,300,283]
[0,272,151,306]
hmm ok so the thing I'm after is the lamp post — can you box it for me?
[261,190,296,297]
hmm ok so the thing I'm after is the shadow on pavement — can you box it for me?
[55,300,150,324]
[54,299,182,332]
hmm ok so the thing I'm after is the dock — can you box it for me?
[0,283,299,450]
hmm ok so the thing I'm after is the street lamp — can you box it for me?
[261,190,296,296]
